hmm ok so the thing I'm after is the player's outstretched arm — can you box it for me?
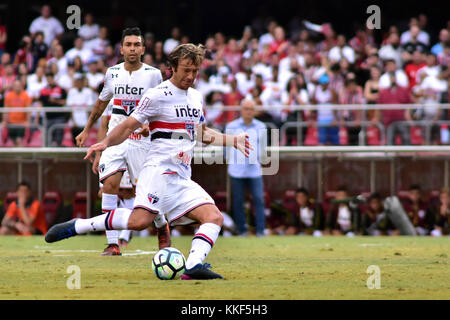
[91,115,109,174]
[198,124,253,158]
[76,99,110,147]
[84,117,142,162]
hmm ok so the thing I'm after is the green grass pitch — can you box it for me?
[0,235,449,300]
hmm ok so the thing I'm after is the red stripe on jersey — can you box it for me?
[149,121,190,131]
[108,209,115,230]
[113,99,140,106]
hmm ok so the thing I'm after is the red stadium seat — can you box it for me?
[84,128,98,147]
[213,191,227,212]
[72,191,87,219]
[25,129,43,147]
[42,191,63,227]
[0,127,14,147]
[304,125,319,146]
[338,127,348,145]
[4,191,18,212]
[410,126,424,145]
[61,126,75,147]
[366,126,381,145]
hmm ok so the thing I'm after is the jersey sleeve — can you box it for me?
[98,68,113,102]
[131,89,160,124]
[152,69,163,87]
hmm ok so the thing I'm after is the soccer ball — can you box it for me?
[152,247,186,280]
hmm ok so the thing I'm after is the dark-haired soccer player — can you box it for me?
[74,27,171,255]
[46,43,253,280]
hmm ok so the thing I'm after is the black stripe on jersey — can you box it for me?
[112,108,134,116]
[150,131,190,141]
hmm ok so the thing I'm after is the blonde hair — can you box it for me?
[167,43,206,70]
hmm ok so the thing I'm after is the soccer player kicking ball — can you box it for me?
[46,43,253,280]
[75,27,171,255]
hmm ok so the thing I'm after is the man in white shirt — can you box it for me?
[163,27,181,56]
[65,37,93,65]
[84,26,110,61]
[258,19,277,54]
[400,18,430,46]
[379,32,403,67]
[77,13,100,41]
[379,59,409,89]
[29,5,64,47]
[86,59,104,92]
[47,44,68,78]
[67,73,96,141]
[26,66,47,101]
[328,35,355,64]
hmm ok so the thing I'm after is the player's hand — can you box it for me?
[75,129,89,147]
[84,142,107,163]
[138,124,150,137]
[92,152,101,174]
[234,132,253,158]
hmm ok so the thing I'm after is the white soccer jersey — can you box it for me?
[99,62,162,145]
[132,80,205,179]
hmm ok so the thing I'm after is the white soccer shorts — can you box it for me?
[98,140,146,186]
[133,165,215,226]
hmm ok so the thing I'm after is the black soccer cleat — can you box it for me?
[181,263,224,280]
[45,219,78,243]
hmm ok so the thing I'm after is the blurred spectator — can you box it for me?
[223,38,242,74]
[78,13,100,42]
[0,16,6,57]
[26,65,47,103]
[0,181,47,235]
[325,185,359,236]
[400,17,430,46]
[258,19,277,53]
[379,32,403,67]
[31,31,49,71]
[416,52,441,80]
[379,59,409,89]
[65,37,93,66]
[311,73,339,145]
[349,26,376,62]
[431,29,449,56]
[328,34,356,64]
[0,63,16,104]
[429,187,450,236]
[437,41,450,67]
[402,184,433,235]
[0,52,11,77]
[143,32,155,54]
[47,44,68,78]
[360,193,398,235]
[269,26,289,59]
[337,72,363,145]
[104,45,119,67]
[163,27,181,56]
[86,60,104,92]
[401,26,428,64]
[84,26,110,61]
[2,80,32,146]
[376,72,413,145]
[13,36,33,72]
[364,66,381,104]
[66,73,96,145]
[38,72,67,146]
[404,50,426,91]
[237,26,253,52]
[29,5,64,47]
[153,41,166,65]
[226,99,267,237]
[284,187,324,235]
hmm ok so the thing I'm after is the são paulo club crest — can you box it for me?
[147,193,159,204]
[99,164,105,173]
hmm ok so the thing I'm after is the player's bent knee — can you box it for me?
[206,208,224,226]
[127,208,154,231]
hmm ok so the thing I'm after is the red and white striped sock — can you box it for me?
[74,208,132,234]
[185,223,221,270]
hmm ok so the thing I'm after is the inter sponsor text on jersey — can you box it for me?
[99,62,162,145]
[132,80,205,179]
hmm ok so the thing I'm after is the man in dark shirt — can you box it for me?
[39,72,67,146]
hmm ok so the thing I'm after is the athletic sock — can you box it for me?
[153,213,168,229]
[119,230,132,242]
[103,193,119,245]
[74,208,132,234]
[185,223,221,270]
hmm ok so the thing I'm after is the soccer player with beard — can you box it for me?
[75,27,171,255]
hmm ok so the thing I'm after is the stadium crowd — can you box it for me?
[0,5,450,147]
[0,5,449,238]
